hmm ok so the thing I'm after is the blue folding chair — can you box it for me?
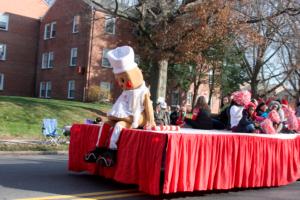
[42,119,63,145]
[85,119,94,124]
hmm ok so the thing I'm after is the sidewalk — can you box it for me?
[0,139,69,155]
[0,151,68,155]
[0,139,42,145]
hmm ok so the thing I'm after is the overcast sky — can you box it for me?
[44,0,55,5]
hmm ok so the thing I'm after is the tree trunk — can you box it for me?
[297,75,300,105]
[250,79,259,99]
[149,58,169,103]
[192,80,200,110]
[208,68,215,105]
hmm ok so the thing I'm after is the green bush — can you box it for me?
[87,85,101,102]
[87,85,112,103]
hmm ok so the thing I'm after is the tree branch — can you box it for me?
[265,68,295,95]
[91,0,140,23]
[260,44,283,67]
[282,83,297,98]
[240,7,300,24]
[261,72,283,82]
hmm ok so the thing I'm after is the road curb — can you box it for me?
[0,151,68,155]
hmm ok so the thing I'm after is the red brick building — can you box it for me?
[0,0,49,96]
[36,0,137,101]
[1,0,221,112]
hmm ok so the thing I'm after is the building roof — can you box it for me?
[0,0,50,19]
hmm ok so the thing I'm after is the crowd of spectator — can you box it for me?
[154,91,300,134]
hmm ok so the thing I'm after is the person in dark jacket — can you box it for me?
[154,101,170,125]
[185,96,224,130]
[256,102,268,118]
[235,102,258,133]
[216,96,230,128]
[170,105,180,125]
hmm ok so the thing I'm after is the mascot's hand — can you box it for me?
[146,121,156,128]
[131,122,139,129]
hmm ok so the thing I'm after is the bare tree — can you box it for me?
[82,0,240,102]
[82,0,300,102]
[235,0,300,98]
[277,27,300,104]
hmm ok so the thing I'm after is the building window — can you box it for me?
[0,13,9,31]
[171,91,180,106]
[0,73,4,90]
[39,82,46,98]
[44,24,51,39]
[39,81,51,98]
[51,22,56,38]
[46,81,51,98]
[104,16,116,34]
[102,48,111,67]
[100,81,112,101]
[186,92,192,105]
[72,15,80,33]
[70,48,78,66]
[41,52,54,68]
[0,43,6,60]
[48,52,54,67]
[68,80,75,99]
[44,22,56,40]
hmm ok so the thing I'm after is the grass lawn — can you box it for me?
[0,96,111,139]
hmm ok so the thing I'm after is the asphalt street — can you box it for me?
[0,154,299,200]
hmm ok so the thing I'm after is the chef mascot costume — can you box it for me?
[85,45,156,167]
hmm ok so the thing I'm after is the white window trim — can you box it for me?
[41,53,47,68]
[68,80,75,99]
[186,92,193,105]
[102,48,112,68]
[48,52,54,68]
[39,82,45,98]
[40,81,52,98]
[0,13,9,31]
[44,22,56,40]
[44,24,51,40]
[70,48,78,66]
[0,43,7,60]
[45,81,51,98]
[50,22,56,38]
[72,15,79,33]
[104,16,116,34]
[0,73,4,90]
[41,52,54,69]
[100,81,112,101]
[100,81,111,90]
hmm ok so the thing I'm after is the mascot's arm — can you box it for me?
[144,92,156,127]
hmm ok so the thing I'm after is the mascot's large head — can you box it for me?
[107,46,144,90]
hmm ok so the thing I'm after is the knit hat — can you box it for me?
[269,101,282,110]
[246,102,257,110]
[231,90,251,106]
[160,102,167,109]
[281,99,288,106]
[107,46,138,74]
